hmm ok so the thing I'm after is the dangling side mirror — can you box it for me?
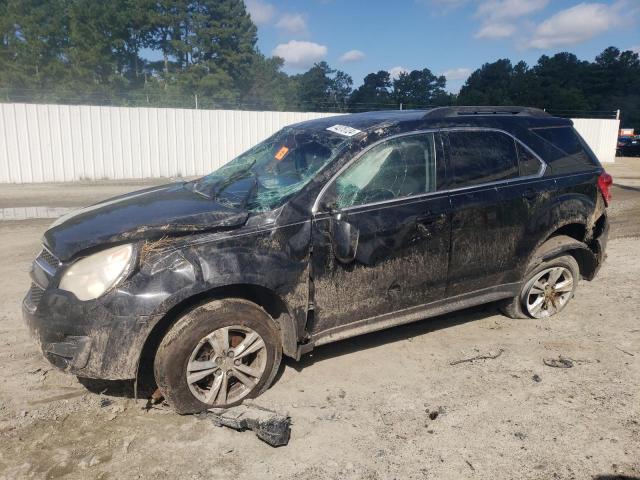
[331,217,359,263]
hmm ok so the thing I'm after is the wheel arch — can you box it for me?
[136,284,299,388]
[528,233,598,281]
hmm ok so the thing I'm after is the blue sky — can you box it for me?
[246,0,640,91]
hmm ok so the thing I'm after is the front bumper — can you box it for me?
[22,286,153,380]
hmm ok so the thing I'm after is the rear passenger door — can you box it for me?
[494,139,550,284]
[443,129,520,296]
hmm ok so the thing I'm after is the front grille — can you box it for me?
[27,282,45,309]
[36,248,60,271]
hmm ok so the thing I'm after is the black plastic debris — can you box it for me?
[206,404,291,447]
[543,356,573,368]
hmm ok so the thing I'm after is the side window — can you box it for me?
[447,130,518,187]
[334,133,437,209]
[529,126,596,173]
[516,142,543,176]
[532,127,582,155]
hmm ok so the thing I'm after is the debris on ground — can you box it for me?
[205,403,291,447]
[615,346,635,357]
[543,356,574,368]
[450,349,504,365]
[532,374,542,383]
[425,406,446,421]
[144,388,165,411]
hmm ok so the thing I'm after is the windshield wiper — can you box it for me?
[211,168,257,200]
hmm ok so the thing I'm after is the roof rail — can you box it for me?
[424,106,550,118]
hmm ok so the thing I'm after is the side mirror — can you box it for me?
[331,217,359,263]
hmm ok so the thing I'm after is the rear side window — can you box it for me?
[447,131,518,187]
[517,143,543,176]
[529,127,596,173]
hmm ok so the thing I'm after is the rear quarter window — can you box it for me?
[529,126,598,174]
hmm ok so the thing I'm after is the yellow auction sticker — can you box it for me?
[274,146,289,161]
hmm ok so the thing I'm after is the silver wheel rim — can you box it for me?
[186,325,267,406]
[524,266,574,318]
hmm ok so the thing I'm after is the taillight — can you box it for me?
[597,172,613,207]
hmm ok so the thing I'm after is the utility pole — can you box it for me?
[399,103,403,111]
[195,95,199,110]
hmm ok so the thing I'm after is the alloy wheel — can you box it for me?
[186,325,267,406]
[524,266,574,318]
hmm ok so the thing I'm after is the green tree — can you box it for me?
[457,59,514,105]
[292,62,352,112]
[348,70,394,111]
[392,68,448,108]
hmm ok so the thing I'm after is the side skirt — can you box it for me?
[306,282,521,350]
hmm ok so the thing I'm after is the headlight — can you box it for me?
[59,244,134,301]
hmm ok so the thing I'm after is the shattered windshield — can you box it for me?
[191,127,348,212]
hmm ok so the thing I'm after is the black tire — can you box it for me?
[500,254,580,319]
[154,298,282,414]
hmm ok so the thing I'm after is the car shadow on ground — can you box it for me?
[593,476,640,480]
[78,302,501,402]
[282,302,500,374]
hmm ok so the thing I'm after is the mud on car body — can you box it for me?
[23,106,611,413]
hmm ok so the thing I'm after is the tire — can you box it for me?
[154,298,282,414]
[500,254,580,320]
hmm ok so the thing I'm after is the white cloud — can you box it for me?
[473,0,548,39]
[245,0,275,25]
[475,23,516,38]
[275,13,308,35]
[441,67,472,80]
[631,45,640,55]
[339,50,365,63]
[419,0,471,13]
[476,0,549,22]
[527,2,625,49]
[389,66,409,79]
[272,41,328,69]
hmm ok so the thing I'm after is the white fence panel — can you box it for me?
[571,118,619,164]
[0,103,619,183]
[0,104,340,183]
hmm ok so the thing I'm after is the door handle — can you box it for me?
[523,188,537,202]
[416,212,446,237]
[416,212,446,225]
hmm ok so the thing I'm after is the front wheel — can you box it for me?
[154,299,282,414]
[500,254,579,319]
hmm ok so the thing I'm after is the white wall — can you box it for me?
[571,118,620,164]
[0,103,619,184]
[0,104,340,183]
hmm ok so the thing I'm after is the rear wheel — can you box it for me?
[154,299,282,414]
[500,254,579,319]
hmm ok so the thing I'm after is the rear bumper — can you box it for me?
[591,214,609,278]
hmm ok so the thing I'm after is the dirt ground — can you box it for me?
[0,160,638,480]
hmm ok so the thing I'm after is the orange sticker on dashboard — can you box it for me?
[274,146,289,161]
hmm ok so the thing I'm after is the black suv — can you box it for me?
[24,107,611,413]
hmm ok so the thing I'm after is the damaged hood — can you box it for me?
[44,182,249,261]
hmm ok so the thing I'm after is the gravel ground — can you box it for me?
[0,159,638,480]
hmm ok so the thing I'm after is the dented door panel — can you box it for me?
[310,193,451,335]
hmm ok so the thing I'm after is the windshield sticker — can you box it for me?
[274,146,289,161]
[326,124,362,137]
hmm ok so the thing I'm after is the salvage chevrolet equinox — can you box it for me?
[24,107,611,413]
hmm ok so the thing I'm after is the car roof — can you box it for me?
[290,106,572,134]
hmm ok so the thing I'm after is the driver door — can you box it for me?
[309,132,451,338]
